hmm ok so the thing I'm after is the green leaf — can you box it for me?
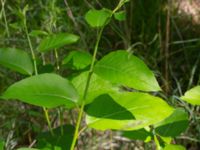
[29,30,48,37]
[94,50,161,91]
[0,140,4,150]
[38,33,79,52]
[85,92,173,131]
[155,108,189,137]
[36,125,74,150]
[85,9,112,28]
[0,48,33,75]
[114,11,126,21]
[122,128,152,142]
[181,86,200,105]
[164,144,186,150]
[62,51,92,70]
[71,71,116,104]
[2,73,79,108]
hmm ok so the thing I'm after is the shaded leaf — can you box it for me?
[85,9,112,28]
[0,48,33,75]
[155,108,189,137]
[122,128,152,142]
[94,50,161,91]
[36,125,74,150]
[71,71,116,104]
[62,51,92,70]
[38,64,54,73]
[2,73,79,108]
[86,92,173,131]
[164,144,186,150]
[181,86,200,105]
[114,11,126,21]
[38,33,79,52]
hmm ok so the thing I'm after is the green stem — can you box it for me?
[54,49,60,70]
[154,135,161,150]
[24,20,38,75]
[70,27,104,150]
[70,1,127,149]
[1,0,10,37]
[23,12,54,135]
[43,107,54,136]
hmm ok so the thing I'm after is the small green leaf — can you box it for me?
[36,125,74,150]
[62,51,92,70]
[71,71,115,104]
[38,33,79,52]
[29,30,48,37]
[181,86,200,105]
[2,74,79,108]
[94,50,161,91]
[85,92,173,131]
[85,9,112,28]
[155,108,189,137]
[0,48,33,75]
[164,144,186,150]
[114,11,126,21]
[122,128,152,142]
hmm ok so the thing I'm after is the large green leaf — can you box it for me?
[62,51,92,70]
[85,9,112,28]
[164,144,186,150]
[36,125,74,150]
[71,71,116,104]
[181,86,200,105]
[122,128,152,142]
[85,92,173,131]
[1,74,79,108]
[0,48,33,75]
[155,108,189,137]
[38,33,79,52]
[94,50,161,91]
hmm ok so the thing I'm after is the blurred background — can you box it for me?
[0,0,200,149]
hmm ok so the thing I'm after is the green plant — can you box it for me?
[0,0,200,150]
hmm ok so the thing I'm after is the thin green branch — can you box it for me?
[1,0,10,37]
[23,9,54,136]
[69,0,127,149]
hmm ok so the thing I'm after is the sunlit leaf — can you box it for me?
[0,48,33,75]
[71,71,116,104]
[94,50,161,91]
[38,33,79,52]
[181,86,200,105]
[164,144,186,150]
[85,9,112,28]
[85,92,173,130]
[2,74,79,108]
